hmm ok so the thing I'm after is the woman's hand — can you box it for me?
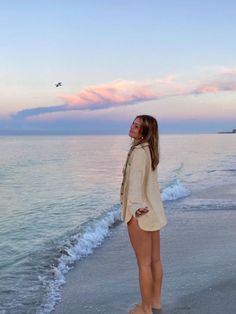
[135,206,149,217]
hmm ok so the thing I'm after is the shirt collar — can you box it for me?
[134,142,149,149]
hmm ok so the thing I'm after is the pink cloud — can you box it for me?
[13,70,236,119]
[61,81,157,109]
[194,84,220,94]
[193,69,236,94]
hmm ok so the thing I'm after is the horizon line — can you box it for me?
[0,129,223,136]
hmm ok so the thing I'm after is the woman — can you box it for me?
[120,115,167,314]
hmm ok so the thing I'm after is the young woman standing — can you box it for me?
[120,115,167,314]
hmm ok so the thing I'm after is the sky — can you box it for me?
[0,0,236,134]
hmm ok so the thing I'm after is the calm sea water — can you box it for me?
[0,134,235,314]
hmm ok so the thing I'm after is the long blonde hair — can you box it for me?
[135,115,160,170]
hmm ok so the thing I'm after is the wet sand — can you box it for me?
[52,187,236,314]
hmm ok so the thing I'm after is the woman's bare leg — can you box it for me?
[151,231,163,309]
[127,217,153,314]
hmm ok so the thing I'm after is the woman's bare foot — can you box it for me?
[129,303,152,314]
[152,303,162,310]
[135,302,162,311]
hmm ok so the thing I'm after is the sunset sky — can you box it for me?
[0,0,235,134]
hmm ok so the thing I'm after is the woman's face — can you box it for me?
[129,118,143,140]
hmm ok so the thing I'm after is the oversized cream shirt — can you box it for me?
[120,142,167,231]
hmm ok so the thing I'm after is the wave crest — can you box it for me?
[37,205,120,314]
[161,179,191,201]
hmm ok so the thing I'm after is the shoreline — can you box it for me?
[51,187,236,314]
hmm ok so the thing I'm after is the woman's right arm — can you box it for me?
[127,149,149,218]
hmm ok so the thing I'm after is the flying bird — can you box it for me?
[55,82,62,87]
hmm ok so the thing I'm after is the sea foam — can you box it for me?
[37,205,120,314]
[161,179,191,201]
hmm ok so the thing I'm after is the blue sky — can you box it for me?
[0,0,236,134]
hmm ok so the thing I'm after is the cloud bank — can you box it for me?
[193,69,236,94]
[12,69,236,120]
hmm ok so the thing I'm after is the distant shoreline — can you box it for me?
[218,129,236,134]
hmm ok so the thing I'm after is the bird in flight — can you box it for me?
[55,82,62,87]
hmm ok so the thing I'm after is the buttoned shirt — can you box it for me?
[120,142,167,231]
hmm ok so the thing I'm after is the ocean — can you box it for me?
[0,134,235,314]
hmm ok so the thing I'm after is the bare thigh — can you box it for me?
[127,217,152,266]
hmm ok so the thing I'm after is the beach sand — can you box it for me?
[52,186,236,314]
